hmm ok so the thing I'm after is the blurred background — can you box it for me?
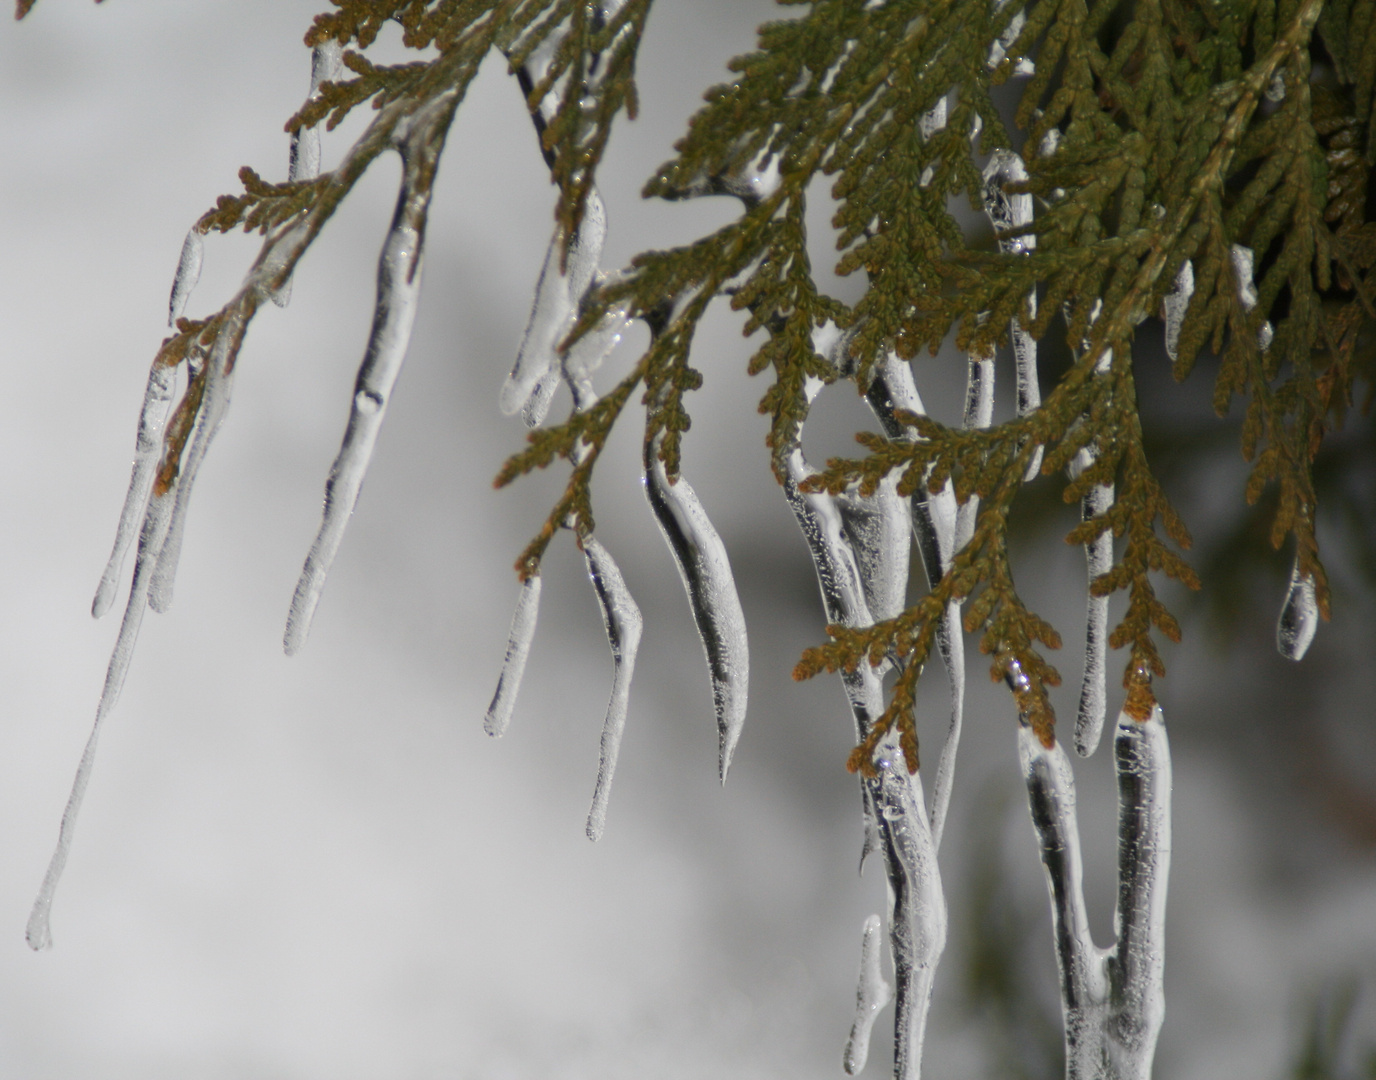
[1,2,1373,1077]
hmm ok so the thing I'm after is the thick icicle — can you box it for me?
[1108,706,1171,1080]
[1019,704,1172,1079]
[167,229,204,327]
[581,535,643,843]
[1020,724,1110,1077]
[1276,558,1319,660]
[982,150,1043,479]
[92,360,177,618]
[274,41,344,308]
[29,489,176,950]
[838,473,910,625]
[484,576,542,737]
[500,189,608,423]
[643,441,750,781]
[1161,260,1194,364]
[844,913,894,1075]
[284,137,431,656]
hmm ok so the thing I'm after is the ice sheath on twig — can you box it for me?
[1020,705,1171,1079]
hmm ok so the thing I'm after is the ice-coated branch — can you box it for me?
[982,150,1043,480]
[283,122,436,655]
[844,913,894,1075]
[643,438,750,781]
[580,534,643,842]
[1019,704,1172,1079]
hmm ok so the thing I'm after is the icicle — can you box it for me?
[838,473,910,625]
[29,489,176,950]
[284,143,431,655]
[1162,259,1194,363]
[580,535,643,842]
[1276,557,1319,660]
[844,913,894,1075]
[1019,723,1110,1077]
[147,313,243,614]
[982,150,1043,479]
[861,354,964,852]
[275,41,344,308]
[500,190,608,423]
[167,228,204,327]
[1230,243,1275,350]
[956,345,995,550]
[92,360,177,618]
[1108,706,1171,1079]
[1073,474,1113,757]
[643,443,750,781]
[484,576,542,737]
[1018,704,1171,1079]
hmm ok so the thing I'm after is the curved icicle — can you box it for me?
[1276,557,1319,660]
[982,150,1043,480]
[844,913,894,1075]
[92,361,177,618]
[484,575,542,737]
[283,137,432,656]
[29,489,176,950]
[167,228,204,327]
[580,535,643,843]
[643,442,750,781]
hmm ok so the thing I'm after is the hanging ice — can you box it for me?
[956,344,995,550]
[274,41,344,308]
[1072,470,1113,757]
[485,575,542,737]
[500,189,608,424]
[581,535,643,842]
[284,134,432,656]
[1019,704,1171,1079]
[167,229,204,327]
[92,360,177,618]
[982,150,1043,480]
[643,441,750,781]
[844,913,894,1075]
[1161,260,1194,363]
[1229,243,1274,349]
[1276,557,1319,661]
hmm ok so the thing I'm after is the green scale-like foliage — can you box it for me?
[20,0,1374,771]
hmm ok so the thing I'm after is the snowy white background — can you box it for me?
[1,2,1374,1077]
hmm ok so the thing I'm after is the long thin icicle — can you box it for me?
[643,440,750,781]
[484,575,542,737]
[29,489,176,950]
[1074,472,1113,757]
[167,228,204,327]
[982,150,1043,479]
[1019,703,1171,1079]
[581,535,643,842]
[92,361,177,618]
[283,131,432,656]
[844,913,894,1075]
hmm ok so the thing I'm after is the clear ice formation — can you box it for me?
[982,150,1044,480]
[275,41,343,308]
[484,575,542,738]
[781,367,947,1079]
[284,131,432,656]
[167,228,204,327]
[1072,466,1113,757]
[644,440,750,781]
[1019,705,1171,1079]
[1161,259,1194,363]
[1276,557,1319,660]
[580,534,643,842]
[845,913,894,1075]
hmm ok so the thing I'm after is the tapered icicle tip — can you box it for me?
[485,576,541,737]
[843,913,892,1075]
[1276,562,1319,661]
